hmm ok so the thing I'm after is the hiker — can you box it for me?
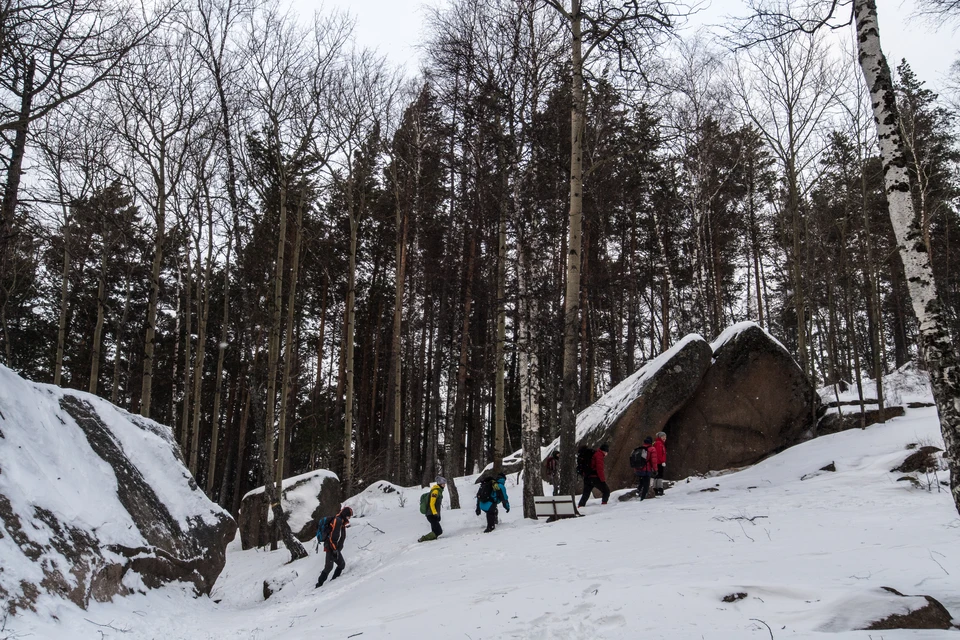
[653,431,667,496]
[418,476,446,542]
[578,443,611,507]
[475,472,511,533]
[543,450,560,493]
[315,506,353,588]
[631,436,660,500]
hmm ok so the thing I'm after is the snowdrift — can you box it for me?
[0,364,235,614]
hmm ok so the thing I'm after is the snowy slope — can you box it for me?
[7,404,958,638]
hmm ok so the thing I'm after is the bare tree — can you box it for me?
[542,0,685,495]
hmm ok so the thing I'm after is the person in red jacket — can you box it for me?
[653,431,667,496]
[578,443,611,507]
[633,436,660,500]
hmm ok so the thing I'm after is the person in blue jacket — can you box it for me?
[475,472,510,533]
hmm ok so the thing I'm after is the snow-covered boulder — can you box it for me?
[0,365,235,614]
[563,334,714,490]
[665,322,819,478]
[238,470,340,550]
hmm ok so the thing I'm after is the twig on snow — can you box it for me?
[750,618,774,640]
[738,520,755,543]
[365,522,385,534]
[930,550,949,575]
[84,619,130,633]
[711,530,735,542]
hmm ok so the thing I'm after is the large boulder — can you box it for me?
[238,470,340,550]
[665,322,819,479]
[563,335,714,490]
[0,365,235,615]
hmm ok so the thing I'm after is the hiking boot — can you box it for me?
[418,532,438,542]
[315,578,325,588]
[483,526,495,533]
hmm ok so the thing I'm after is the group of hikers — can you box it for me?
[315,431,666,588]
[544,431,668,506]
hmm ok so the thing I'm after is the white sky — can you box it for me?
[297,0,957,89]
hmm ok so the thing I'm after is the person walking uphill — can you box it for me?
[475,472,510,533]
[418,476,446,542]
[578,443,611,507]
[653,431,667,496]
[631,437,660,500]
[315,506,353,588]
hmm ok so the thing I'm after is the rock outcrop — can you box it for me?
[0,365,235,614]
[664,323,820,478]
[568,335,714,490]
[239,470,340,550]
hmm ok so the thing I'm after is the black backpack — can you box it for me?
[477,478,494,502]
[576,447,595,477]
[630,446,649,469]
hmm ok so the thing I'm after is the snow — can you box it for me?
[7,390,958,637]
[0,364,231,617]
[819,362,935,407]
[244,469,338,532]
[710,319,789,353]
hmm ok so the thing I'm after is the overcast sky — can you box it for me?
[298,0,957,89]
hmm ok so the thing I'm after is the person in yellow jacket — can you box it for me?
[418,476,446,542]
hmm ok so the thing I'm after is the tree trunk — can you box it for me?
[55,209,70,387]
[141,189,167,418]
[207,244,231,495]
[111,274,132,405]
[181,252,194,453]
[190,214,214,476]
[518,244,543,519]
[559,0,584,496]
[343,196,358,497]
[88,249,108,394]
[0,58,34,277]
[855,0,960,514]
[277,195,304,485]
[494,202,507,474]
[388,200,408,482]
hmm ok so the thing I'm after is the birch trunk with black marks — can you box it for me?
[855,0,960,515]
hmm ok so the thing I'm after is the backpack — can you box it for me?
[630,446,649,469]
[316,516,334,543]
[576,447,595,477]
[477,478,493,503]
[419,491,430,514]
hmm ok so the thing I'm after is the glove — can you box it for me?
[662,463,666,468]
[505,507,510,513]
[475,508,481,516]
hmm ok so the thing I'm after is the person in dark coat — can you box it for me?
[315,506,353,588]
[543,450,560,493]
[475,472,510,532]
[418,476,446,542]
[578,443,611,507]
[633,436,660,500]
[653,431,667,495]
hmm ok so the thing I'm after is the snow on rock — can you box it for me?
[344,480,410,518]
[818,361,934,408]
[0,364,235,615]
[238,470,340,550]
[666,321,820,477]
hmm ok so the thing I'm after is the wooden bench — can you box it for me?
[534,495,581,521]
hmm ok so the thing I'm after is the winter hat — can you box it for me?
[436,475,447,486]
[643,436,653,445]
[340,506,353,519]
[656,431,667,439]
[599,443,610,452]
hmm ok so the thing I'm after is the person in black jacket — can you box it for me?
[315,506,353,588]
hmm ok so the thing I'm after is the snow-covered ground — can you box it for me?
[7,403,958,638]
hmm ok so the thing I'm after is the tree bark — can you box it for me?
[855,0,960,515]
[277,195,305,485]
[559,0,584,496]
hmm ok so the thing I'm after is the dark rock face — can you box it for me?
[893,446,942,474]
[818,406,906,434]
[665,324,820,479]
[580,336,714,490]
[862,588,955,630]
[60,397,235,598]
[238,472,341,550]
[0,391,235,614]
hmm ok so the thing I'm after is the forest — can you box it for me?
[2,0,959,528]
